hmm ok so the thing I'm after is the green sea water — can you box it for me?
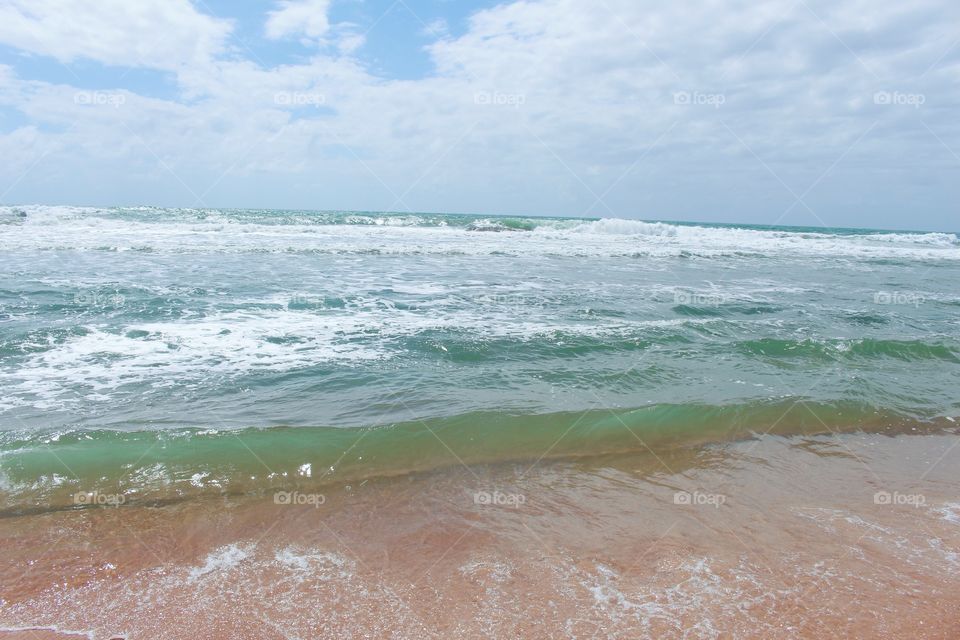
[1,206,958,509]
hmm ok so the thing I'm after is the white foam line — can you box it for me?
[2,206,957,260]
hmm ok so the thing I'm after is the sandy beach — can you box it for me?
[3,429,958,639]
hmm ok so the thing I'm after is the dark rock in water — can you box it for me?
[14,209,26,217]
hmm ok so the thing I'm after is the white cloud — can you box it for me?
[0,0,232,70]
[422,18,449,39]
[0,0,958,229]
[265,0,331,42]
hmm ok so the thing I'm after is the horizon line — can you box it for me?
[3,201,956,236]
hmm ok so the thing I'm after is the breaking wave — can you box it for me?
[0,206,957,261]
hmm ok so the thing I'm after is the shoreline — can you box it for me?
[2,430,958,639]
[3,405,955,514]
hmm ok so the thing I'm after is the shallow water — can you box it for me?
[1,206,959,503]
[2,432,959,639]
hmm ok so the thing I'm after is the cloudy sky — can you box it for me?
[0,0,957,230]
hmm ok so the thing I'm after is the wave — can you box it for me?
[736,338,960,362]
[567,219,680,236]
[1,206,957,260]
[2,294,957,416]
[341,214,429,227]
[1,399,952,513]
[859,232,960,247]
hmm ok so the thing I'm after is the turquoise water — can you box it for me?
[1,206,958,506]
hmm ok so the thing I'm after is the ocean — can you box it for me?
[1,206,959,638]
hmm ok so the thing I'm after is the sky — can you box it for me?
[0,0,958,231]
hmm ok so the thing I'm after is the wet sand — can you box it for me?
[2,430,959,639]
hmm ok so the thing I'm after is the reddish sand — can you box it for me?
[2,432,959,639]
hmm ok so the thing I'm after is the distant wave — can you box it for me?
[566,218,680,236]
[858,232,960,247]
[1,206,957,260]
